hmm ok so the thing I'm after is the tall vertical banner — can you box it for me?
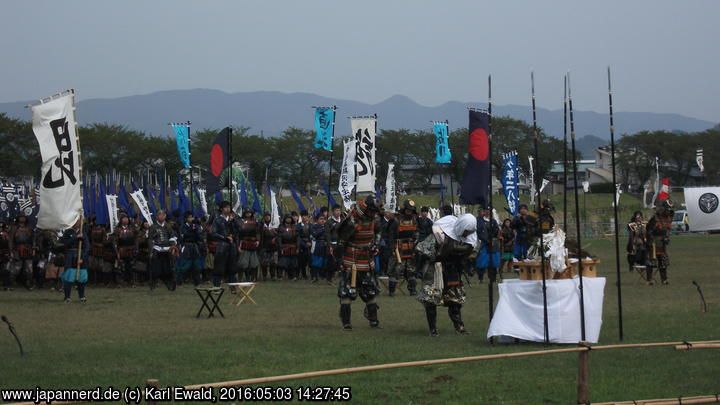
[172,124,191,169]
[313,108,335,151]
[197,188,208,217]
[385,163,397,212]
[130,189,153,225]
[269,188,280,228]
[433,121,451,164]
[207,127,231,194]
[31,93,82,230]
[501,151,519,215]
[528,156,537,205]
[696,149,704,173]
[460,110,490,205]
[106,194,119,233]
[351,117,376,192]
[338,139,357,210]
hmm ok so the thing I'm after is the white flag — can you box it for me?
[130,189,153,225]
[615,184,622,206]
[385,163,397,212]
[582,181,590,193]
[31,93,82,230]
[651,156,660,203]
[540,178,550,193]
[231,180,241,215]
[198,188,208,217]
[696,149,704,173]
[106,194,119,233]
[351,117,376,192]
[269,188,280,228]
[338,139,357,210]
[528,156,536,205]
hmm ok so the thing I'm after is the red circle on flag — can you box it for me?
[469,128,489,160]
[210,145,224,176]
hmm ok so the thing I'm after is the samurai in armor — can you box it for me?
[177,211,205,287]
[0,221,12,290]
[475,206,501,283]
[60,220,90,302]
[135,220,151,278]
[10,214,35,290]
[537,199,556,235]
[148,210,178,290]
[387,200,420,296]
[102,223,120,287]
[337,195,382,331]
[277,214,300,280]
[378,210,397,277]
[35,228,59,289]
[296,210,312,280]
[326,204,344,283]
[113,213,138,286]
[310,213,330,282]
[627,210,649,278]
[260,212,279,281]
[236,208,260,282]
[499,218,515,274]
[89,219,108,280]
[416,213,477,336]
[647,200,673,285]
[415,206,434,279]
[209,201,238,287]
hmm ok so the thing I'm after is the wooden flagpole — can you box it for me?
[607,67,624,341]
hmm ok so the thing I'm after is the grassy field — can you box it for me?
[1,235,718,404]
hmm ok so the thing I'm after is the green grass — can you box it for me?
[1,235,719,404]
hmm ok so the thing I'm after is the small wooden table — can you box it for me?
[227,282,257,305]
[194,287,225,318]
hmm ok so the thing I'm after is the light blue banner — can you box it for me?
[434,122,451,164]
[172,124,191,168]
[314,108,335,151]
[502,151,519,215]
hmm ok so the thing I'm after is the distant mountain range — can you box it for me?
[2,89,715,158]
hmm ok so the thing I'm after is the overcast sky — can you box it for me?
[1,0,718,122]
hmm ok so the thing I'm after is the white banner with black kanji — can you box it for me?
[350,117,376,192]
[31,93,82,230]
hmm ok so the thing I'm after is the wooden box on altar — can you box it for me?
[516,261,553,280]
[516,259,600,280]
[567,259,600,278]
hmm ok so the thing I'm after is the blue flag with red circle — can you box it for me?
[207,127,231,194]
[460,110,490,206]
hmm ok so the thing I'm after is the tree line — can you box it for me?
[1,112,716,193]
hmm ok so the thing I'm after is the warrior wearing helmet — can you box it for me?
[236,208,261,282]
[415,213,478,336]
[387,199,420,296]
[647,200,673,285]
[337,195,382,330]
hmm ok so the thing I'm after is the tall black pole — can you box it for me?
[187,121,194,214]
[568,72,587,342]
[532,71,550,345]
[563,77,568,231]
[228,127,233,210]
[608,67,624,341]
[326,106,338,208]
[487,75,495,332]
[446,120,455,207]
